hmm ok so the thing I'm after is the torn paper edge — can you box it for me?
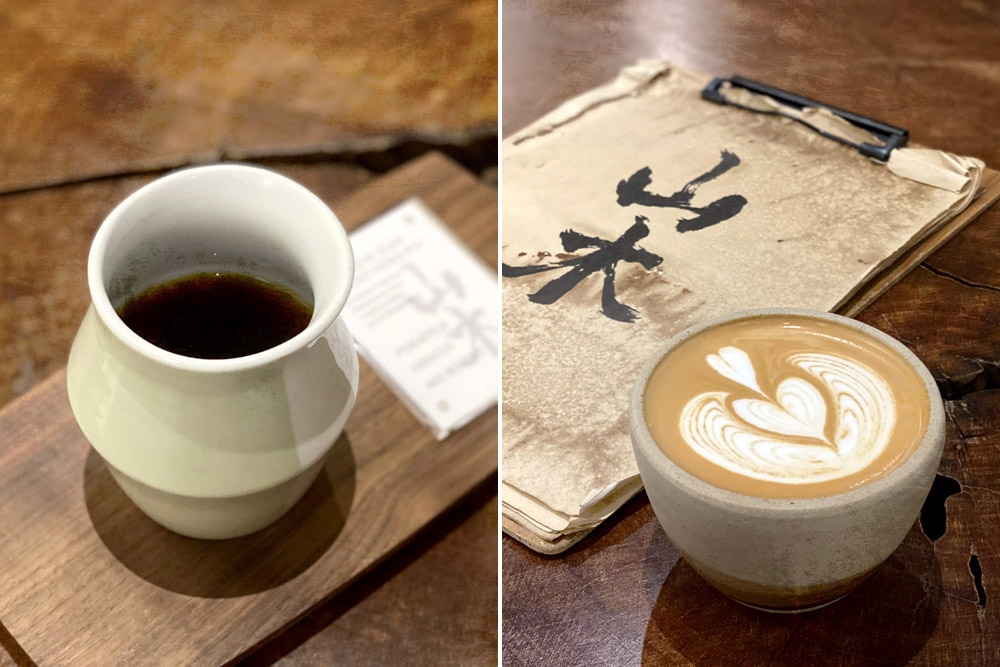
[506,60,676,148]
[502,475,643,535]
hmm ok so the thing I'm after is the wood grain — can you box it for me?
[0,153,498,666]
[0,0,497,193]
[253,490,499,667]
[838,169,1000,318]
[503,0,1000,170]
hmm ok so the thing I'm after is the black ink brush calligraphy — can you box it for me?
[616,149,748,232]
[501,216,662,323]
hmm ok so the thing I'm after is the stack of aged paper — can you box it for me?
[502,60,987,553]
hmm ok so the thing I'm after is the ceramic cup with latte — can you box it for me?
[630,309,945,612]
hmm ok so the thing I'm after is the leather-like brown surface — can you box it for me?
[503,1,1000,665]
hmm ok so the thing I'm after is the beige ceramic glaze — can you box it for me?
[630,308,945,612]
[68,164,359,539]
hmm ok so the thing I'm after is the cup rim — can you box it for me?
[629,307,945,517]
[87,163,354,373]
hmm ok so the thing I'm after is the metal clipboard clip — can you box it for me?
[702,76,908,162]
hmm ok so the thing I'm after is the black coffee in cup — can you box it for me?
[117,272,312,359]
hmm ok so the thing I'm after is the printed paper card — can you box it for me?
[343,197,498,439]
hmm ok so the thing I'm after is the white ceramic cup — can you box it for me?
[68,164,359,539]
[630,308,945,612]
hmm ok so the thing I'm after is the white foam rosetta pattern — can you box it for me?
[679,346,896,483]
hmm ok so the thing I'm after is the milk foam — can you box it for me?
[679,346,896,483]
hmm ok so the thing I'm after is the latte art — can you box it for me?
[643,314,930,499]
[680,346,895,483]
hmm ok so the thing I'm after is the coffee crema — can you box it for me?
[644,314,930,499]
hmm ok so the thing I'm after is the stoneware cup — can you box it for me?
[630,308,945,612]
[67,164,359,539]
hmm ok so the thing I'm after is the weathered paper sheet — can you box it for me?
[501,61,983,553]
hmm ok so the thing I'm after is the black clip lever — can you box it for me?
[702,76,908,162]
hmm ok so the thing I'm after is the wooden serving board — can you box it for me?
[0,153,497,666]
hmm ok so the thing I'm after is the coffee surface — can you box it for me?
[117,272,313,359]
[644,314,930,498]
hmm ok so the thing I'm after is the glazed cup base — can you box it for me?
[732,594,848,614]
[104,455,328,540]
[682,550,877,613]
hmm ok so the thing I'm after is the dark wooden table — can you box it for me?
[502,2,1000,665]
[0,3,497,665]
